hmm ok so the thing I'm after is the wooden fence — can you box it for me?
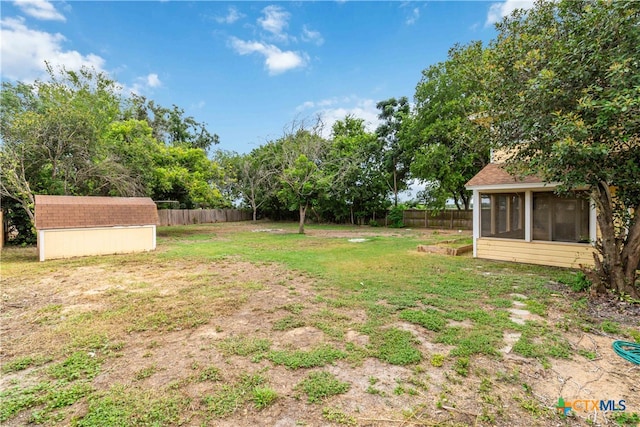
[157,209,252,226]
[402,209,473,230]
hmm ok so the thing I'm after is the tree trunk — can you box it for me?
[298,203,307,234]
[590,183,640,299]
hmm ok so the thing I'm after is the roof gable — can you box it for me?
[35,195,159,230]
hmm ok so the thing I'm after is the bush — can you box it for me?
[2,201,36,245]
[388,205,405,228]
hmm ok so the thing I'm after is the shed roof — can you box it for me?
[35,195,159,230]
[465,163,544,188]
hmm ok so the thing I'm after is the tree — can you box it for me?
[151,145,227,209]
[273,120,331,234]
[487,0,640,297]
[410,42,491,210]
[326,115,390,224]
[126,96,219,152]
[0,65,129,225]
[375,97,412,207]
[232,149,277,221]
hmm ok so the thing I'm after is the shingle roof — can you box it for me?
[35,195,159,230]
[465,163,544,188]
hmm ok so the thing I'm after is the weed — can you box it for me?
[217,335,271,357]
[370,328,422,365]
[198,366,221,382]
[297,371,350,403]
[517,397,550,417]
[322,407,357,426]
[430,353,445,367]
[453,357,469,377]
[399,309,447,332]
[281,303,305,314]
[577,349,597,360]
[74,385,183,426]
[204,372,267,417]
[1,355,50,373]
[600,320,621,334]
[134,365,157,381]
[273,315,305,331]
[48,351,101,381]
[252,387,278,409]
[612,412,640,426]
[266,344,346,369]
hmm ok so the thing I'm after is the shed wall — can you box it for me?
[476,238,595,269]
[38,226,156,261]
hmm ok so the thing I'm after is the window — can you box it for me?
[533,192,590,243]
[480,193,525,239]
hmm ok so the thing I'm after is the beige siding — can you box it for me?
[476,238,595,269]
[39,226,155,261]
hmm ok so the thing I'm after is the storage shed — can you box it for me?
[35,195,159,261]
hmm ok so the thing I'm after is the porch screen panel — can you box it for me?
[480,193,525,239]
[533,192,590,243]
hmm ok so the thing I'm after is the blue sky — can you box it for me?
[1,0,533,155]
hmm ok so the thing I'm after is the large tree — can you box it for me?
[272,120,331,234]
[326,116,390,224]
[410,42,491,210]
[487,0,640,297]
[375,97,412,207]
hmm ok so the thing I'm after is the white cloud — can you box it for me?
[0,17,105,81]
[215,6,244,24]
[258,5,290,41]
[229,37,308,75]
[126,72,162,95]
[301,25,324,46]
[406,7,420,25]
[146,73,161,88]
[486,0,535,26]
[13,0,66,21]
[297,97,380,137]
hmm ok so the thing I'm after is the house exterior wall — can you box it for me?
[476,238,595,269]
[38,225,156,261]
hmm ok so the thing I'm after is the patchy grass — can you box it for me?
[296,371,350,403]
[2,222,637,426]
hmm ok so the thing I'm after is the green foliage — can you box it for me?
[266,345,347,369]
[74,385,183,426]
[410,41,491,210]
[197,366,221,382]
[251,387,278,409]
[387,205,405,228]
[487,0,640,297]
[48,352,101,381]
[217,336,271,357]
[322,407,357,426]
[203,373,266,418]
[430,354,446,367]
[273,315,305,331]
[453,357,469,376]
[600,320,622,335]
[370,328,422,365]
[0,65,227,242]
[400,309,447,332]
[612,412,640,427]
[296,371,350,403]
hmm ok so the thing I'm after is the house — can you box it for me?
[35,195,159,261]
[465,158,597,269]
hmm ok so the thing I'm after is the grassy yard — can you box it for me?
[1,222,638,426]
